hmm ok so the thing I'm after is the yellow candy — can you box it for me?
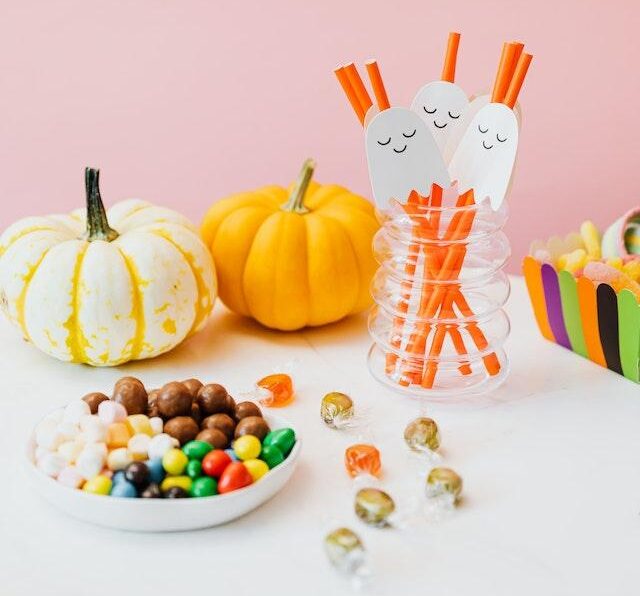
[606,257,624,271]
[233,435,262,461]
[106,422,131,449]
[162,448,188,475]
[83,474,112,495]
[623,259,640,282]
[161,475,192,492]
[243,459,269,482]
[580,220,601,259]
[125,415,153,437]
[557,248,587,274]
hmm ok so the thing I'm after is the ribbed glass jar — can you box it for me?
[367,199,511,397]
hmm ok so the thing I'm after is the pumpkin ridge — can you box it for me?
[1,226,62,258]
[63,243,90,363]
[15,247,53,340]
[148,229,211,335]
[308,211,361,316]
[116,247,146,361]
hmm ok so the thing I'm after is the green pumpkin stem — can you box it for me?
[85,167,119,242]
[281,159,315,214]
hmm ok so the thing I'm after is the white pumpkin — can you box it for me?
[0,168,216,366]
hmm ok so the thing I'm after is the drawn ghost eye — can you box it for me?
[478,125,489,134]
[423,106,437,114]
[377,137,391,146]
[402,129,416,138]
[496,133,507,143]
[448,111,460,119]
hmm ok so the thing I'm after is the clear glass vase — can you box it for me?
[367,198,511,398]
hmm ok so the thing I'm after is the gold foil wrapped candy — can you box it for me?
[321,392,354,428]
[404,417,441,452]
[324,527,366,573]
[354,488,395,527]
[426,467,463,504]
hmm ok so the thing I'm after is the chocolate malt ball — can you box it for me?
[82,392,109,415]
[191,402,202,426]
[164,416,199,446]
[112,377,148,415]
[234,416,270,441]
[202,413,235,439]
[196,428,229,450]
[234,401,262,421]
[182,378,203,399]
[157,382,193,419]
[197,384,235,416]
[147,389,160,418]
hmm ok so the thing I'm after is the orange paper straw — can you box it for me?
[365,60,391,110]
[441,32,461,83]
[504,53,533,108]
[334,66,365,124]
[344,63,373,116]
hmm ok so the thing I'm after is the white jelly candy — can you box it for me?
[149,417,163,435]
[38,452,65,478]
[57,421,80,442]
[76,444,106,479]
[57,440,83,464]
[57,466,84,488]
[147,433,174,460]
[79,416,107,443]
[98,400,127,425]
[128,433,151,461]
[107,447,133,471]
[63,400,91,425]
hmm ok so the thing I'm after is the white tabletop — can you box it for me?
[1,275,639,596]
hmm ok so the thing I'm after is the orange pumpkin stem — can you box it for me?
[281,159,315,214]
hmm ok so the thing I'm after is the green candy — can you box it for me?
[182,440,213,461]
[190,476,217,498]
[186,459,203,479]
[263,428,296,456]
[260,444,284,469]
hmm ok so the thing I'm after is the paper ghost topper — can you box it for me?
[411,33,469,155]
[448,42,532,210]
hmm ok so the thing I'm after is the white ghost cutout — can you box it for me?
[448,102,518,210]
[365,107,450,209]
[411,81,469,155]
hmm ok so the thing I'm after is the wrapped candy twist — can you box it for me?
[324,527,370,585]
[354,488,395,528]
[425,466,463,514]
[344,444,381,479]
[404,417,441,454]
[321,392,354,429]
[255,373,295,408]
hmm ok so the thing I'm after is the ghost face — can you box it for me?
[411,81,469,154]
[365,107,450,209]
[448,102,518,210]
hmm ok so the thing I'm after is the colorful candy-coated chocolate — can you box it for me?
[112,470,126,485]
[162,448,188,476]
[124,461,150,489]
[320,392,354,428]
[164,486,189,498]
[426,467,463,503]
[354,488,395,527]
[256,373,294,407]
[243,459,269,482]
[110,480,138,498]
[140,483,162,498]
[218,462,253,494]
[106,422,131,449]
[161,475,193,493]
[403,417,441,452]
[186,459,203,479]
[202,450,232,478]
[225,448,239,462]
[190,476,218,498]
[263,428,296,456]
[324,527,366,575]
[83,474,112,495]
[147,458,165,484]
[125,415,153,437]
[233,435,262,461]
[182,440,213,461]
[344,444,381,478]
[260,444,284,469]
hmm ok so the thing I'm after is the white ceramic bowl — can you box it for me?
[26,412,301,532]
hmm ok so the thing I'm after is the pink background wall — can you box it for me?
[1,0,639,270]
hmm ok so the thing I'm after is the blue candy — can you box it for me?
[225,448,239,462]
[110,480,138,498]
[112,471,126,485]
[147,458,165,484]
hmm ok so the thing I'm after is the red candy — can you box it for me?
[218,462,253,493]
[202,450,232,478]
